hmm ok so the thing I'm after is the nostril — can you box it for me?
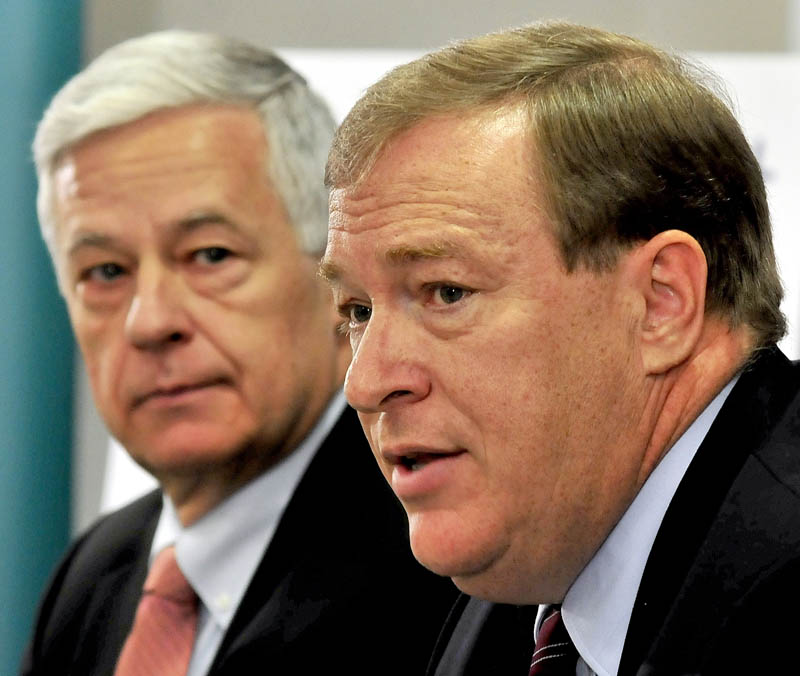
[381,389,413,405]
[167,331,184,342]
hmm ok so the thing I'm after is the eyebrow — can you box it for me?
[66,232,119,258]
[384,240,464,264]
[317,260,343,283]
[173,210,236,234]
[66,210,240,259]
[319,239,465,284]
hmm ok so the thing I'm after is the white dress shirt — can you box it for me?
[543,377,738,676]
[148,391,348,676]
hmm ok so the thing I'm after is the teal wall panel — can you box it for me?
[0,3,80,672]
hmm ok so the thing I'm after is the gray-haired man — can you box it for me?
[22,31,456,676]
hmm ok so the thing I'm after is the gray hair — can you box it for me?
[34,30,336,259]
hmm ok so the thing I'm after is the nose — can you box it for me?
[344,309,430,413]
[124,263,191,350]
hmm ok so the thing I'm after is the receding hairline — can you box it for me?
[54,101,268,175]
[325,19,729,195]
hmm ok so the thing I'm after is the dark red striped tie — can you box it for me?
[529,606,579,675]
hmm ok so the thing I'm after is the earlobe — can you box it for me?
[635,230,707,375]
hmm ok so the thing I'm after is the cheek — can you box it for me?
[72,310,109,382]
[444,325,585,499]
[444,326,559,435]
[236,271,328,352]
[79,331,126,425]
[359,415,387,470]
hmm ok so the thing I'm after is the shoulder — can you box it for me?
[64,489,162,579]
[39,489,160,603]
[651,554,800,675]
[20,490,161,674]
[639,352,800,674]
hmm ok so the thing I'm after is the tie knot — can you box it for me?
[114,545,198,676]
[144,546,195,605]
[529,605,579,675]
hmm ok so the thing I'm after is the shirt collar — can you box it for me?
[560,376,737,676]
[150,390,348,630]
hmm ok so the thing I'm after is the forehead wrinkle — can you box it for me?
[65,149,211,201]
[65,209,238,250]
[331,178,496,230]
[172,209,240,235]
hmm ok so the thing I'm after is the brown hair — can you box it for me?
[327,22,785,346]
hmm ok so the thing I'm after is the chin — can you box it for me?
[407,508,548,604]
[407,509,510,586]
[126,425,249,475]
[449,567,536,604]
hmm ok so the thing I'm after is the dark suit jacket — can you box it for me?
[21,406,458,676]
[429,347,800,676]
[426,595,538,675]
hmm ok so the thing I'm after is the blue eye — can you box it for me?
[438,286,465,304]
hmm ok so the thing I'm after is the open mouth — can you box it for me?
[386,447,468,498]
[397,450,465,472]
[400,453,439,471]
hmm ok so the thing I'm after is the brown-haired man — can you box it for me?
[322,21,800,675]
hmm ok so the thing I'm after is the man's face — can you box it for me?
[324,110,650,603]
[53,104,341,497]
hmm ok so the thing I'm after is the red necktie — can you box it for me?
[114,545,198,676]
[529,606,579,675]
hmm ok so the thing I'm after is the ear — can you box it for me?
[628,230,707,375]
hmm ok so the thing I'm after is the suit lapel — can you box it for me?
[71,560,148,675]
[429,595,538,676]
[430,595,490,676]
[209,406,397,670]
[619,348,800,676]
[68,491,160,675]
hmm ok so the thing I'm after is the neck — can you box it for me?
[161,445,295,526]
[636,322,754,488]
[162,388,344,527]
